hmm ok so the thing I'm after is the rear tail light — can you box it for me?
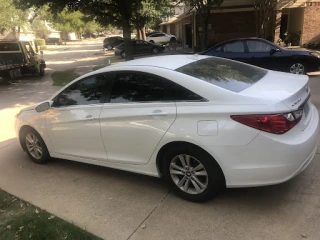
[231,109,303,134]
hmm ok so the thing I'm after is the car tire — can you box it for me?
[152,47,159,54]
[149,40,154,43]
[288,62,307,75]
[121,51,126,58]
[39,65,45,76]
[162,145,225,202]
[21,128,50,164]
[107,45,113,50]
[170,37,176,43]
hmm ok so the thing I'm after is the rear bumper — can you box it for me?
[206,104,319,188]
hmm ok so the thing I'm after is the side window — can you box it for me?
[23,42,34,58]
[53,74,110,107]
[151,34,161,37]
[164,81,206,102]
[247,40,272,52]
[215,45,223,52]
[110,72,164,103]
[223,41,245,53]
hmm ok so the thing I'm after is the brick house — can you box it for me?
[160,0,320,50]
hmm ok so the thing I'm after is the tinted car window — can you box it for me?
[110,72,164,103]
[224,41,245,53]
[53,74,110,107]
[215,45,223,52]
[0,43,20,51]
[247,40,272,52]
[175,57,267,93]
[151,33,164,37]
[164,81,206,101]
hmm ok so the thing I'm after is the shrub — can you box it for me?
[35,38,46,49]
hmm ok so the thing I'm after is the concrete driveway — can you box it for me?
[1,40,320,240]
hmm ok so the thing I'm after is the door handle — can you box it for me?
[147,110,168,117]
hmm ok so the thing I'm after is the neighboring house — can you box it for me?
[0,29,36,42]
[160,0,320,50]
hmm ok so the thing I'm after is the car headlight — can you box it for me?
[310,52,320,58]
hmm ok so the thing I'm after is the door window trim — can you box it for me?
[52,73,113,108]
[104,70,207,104]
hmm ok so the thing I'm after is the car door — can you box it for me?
[135,40,151,54]
[245,39,283,70]
[99,71,177,164]
[46,73,112,160]
[221,40,250,63]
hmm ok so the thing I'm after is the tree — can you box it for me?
[181,0,223,51]
[0,0,29,38]
[14,0,144,60]
[31,17,50,38]
[132,0,173,41]
[253,0,277,39]
[54,10,85,34]
[83,21,99,36]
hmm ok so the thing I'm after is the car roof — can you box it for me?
[95,55,210,73]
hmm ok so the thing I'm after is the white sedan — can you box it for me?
[15,55,319,202]
[146,32,177,44]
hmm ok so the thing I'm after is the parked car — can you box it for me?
[15,55,319,202]
[0,40,46,83]
[146,31,162,37]
[103,36,124,50]
[114,40,165,58]
[202,38,320,75]
[146,32,177,44]
[45,37,63,45]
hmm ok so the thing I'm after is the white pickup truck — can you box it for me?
[0,40,46,83]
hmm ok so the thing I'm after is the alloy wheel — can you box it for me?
[170,154,208,194]
[121,52,126,58]
[289,63,305,74]
[25,133,43,160]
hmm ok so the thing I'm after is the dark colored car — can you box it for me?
[114,40,165,58]
[103,36,124,50]
[45,38,63,45]
[202,38,320,74]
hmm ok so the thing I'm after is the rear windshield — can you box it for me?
[175,57,267,92]
[0,43,20,51]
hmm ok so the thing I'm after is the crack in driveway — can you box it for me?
[127,190,171,240]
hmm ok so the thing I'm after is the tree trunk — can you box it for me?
[123,19,133,61]
[141,27,146,41]
[136,26,141,40]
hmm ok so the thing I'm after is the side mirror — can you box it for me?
[35,101,52,112]
[270,48,280,55]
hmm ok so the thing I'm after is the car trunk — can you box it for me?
[240,71,309,111]
[240,70,311,130]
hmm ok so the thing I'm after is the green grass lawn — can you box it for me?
[0,189,101,240]
[51,69,80,86]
